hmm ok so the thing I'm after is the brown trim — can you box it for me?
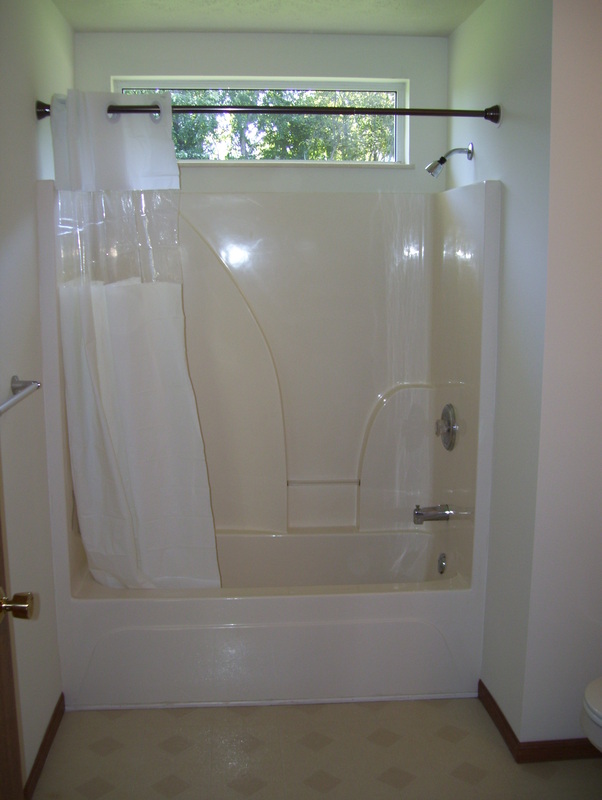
[23,693,65,800]
[478,680,601,763]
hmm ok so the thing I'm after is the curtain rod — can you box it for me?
[36,100,501,124]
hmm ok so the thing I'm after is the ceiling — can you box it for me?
[51,0,485,36]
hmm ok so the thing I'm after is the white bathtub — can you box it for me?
[73,527,461,597]
[38,180,500,709]
[216,529,454,589]
[57,526,477,709]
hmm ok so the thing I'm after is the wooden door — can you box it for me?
[0,477,24,800]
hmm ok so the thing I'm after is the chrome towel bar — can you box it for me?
[0,376,41,417]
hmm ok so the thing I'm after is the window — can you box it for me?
[114,80,407,163]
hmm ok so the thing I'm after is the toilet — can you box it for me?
[582,677,602,752]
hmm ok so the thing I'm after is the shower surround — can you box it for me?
[39,180,500,708]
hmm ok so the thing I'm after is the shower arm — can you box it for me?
[441,146,473,160]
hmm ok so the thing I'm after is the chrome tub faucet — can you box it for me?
[413,504,454,525]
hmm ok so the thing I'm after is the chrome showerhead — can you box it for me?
[425,157,446,177]
[425,142,474,177]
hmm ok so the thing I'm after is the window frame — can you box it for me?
[111,76,410,164]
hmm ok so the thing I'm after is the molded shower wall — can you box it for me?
[179,182,498,564]
[179,190,436,535]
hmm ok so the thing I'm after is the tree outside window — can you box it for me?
[123,87,397,162]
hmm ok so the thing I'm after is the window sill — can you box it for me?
[179,160,415,169]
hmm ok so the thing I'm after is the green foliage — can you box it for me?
[123,87,396,162]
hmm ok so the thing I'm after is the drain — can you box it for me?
[437,553,447,575]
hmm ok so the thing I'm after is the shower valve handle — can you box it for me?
[435,418,450,437]
[435,404,458,451]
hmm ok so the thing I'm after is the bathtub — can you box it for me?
[37,179,500,709]
[215,529,455,589]
[56,525,477,709]
[74,528,461,596]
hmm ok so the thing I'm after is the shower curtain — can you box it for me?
[51,91,221,588]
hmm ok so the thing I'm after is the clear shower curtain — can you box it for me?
[52,92,220,588]
[58,191,219,588]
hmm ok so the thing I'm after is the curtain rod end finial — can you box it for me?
[36,101,51,120]
[485,104,501,125]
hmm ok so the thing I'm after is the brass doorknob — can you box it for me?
[0,586,35,622]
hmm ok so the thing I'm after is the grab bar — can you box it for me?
[0,376,41,417]
[413,504,454,525]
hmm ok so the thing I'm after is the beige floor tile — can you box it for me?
[32,699,602,800]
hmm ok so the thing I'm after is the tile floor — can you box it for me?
[33,698,602,799]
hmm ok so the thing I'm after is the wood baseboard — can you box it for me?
[478,680,601,763]
[24,692,65,799]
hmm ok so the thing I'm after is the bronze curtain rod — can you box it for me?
[36,100,501,124]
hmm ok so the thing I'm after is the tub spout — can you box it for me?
[413,504,454,525]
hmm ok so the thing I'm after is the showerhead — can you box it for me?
[425,157,446,177]
[425,142,474,177]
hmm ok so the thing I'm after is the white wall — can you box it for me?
[0,0,72,778]
[448,0,553,737]
[74,31,449,194]
[451,0,602,743]
[521,0,602,742]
